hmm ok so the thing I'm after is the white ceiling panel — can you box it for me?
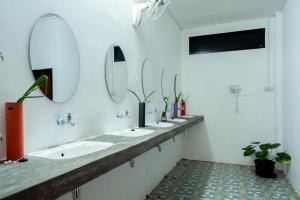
[167,0,286,29]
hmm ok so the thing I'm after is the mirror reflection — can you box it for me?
[105,45,128,103]
[30,14,80,103]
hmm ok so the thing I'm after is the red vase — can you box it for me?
[181,101,186,116]
[5,102,24,160]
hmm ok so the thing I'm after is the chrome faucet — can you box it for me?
[57,113,75,126]
[116,110,131,119]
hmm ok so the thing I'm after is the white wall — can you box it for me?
[0,0,182,199]
[282,0,300,194]
[0,0,181,157]
[180,18,280,165]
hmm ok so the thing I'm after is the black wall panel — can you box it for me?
[189,28,265,54]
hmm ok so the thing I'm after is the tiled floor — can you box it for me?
[149,159,299,200]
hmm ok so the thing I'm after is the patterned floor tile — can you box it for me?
[149,159,299,200]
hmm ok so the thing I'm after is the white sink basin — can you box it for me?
[181,115,195,119]
[105,128,154,137]
[28,141,113,160]
[168,118,187,123]
[147,122,174,128]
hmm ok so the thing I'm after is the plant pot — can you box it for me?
[161,112,167,122]
[5,102,24,161]
[139,102,146,128]
[254,159,277,178]
[173,102,178,118]
[181,101,186,116]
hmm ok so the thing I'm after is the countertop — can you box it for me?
[0,116,204,200]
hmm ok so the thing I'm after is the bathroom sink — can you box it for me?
[168,118,187,123]
[147,122,174,128]
[105,128,154,137]
[28,141,113,160]
[180,115,195,119]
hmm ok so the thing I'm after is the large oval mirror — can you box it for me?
[30,14,80,103]
[142,59,156,99]
[105,45,128,103]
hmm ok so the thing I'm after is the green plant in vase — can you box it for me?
[242,142,291,178]
[161,96,169,122]
[5,75,48,161]
[181,94,189,116]
[173,92,182,118]
[0,52,4,61]
[128,89,155,127]
[173,74,182,118]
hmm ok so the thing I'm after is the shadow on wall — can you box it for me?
[182,122,214,161]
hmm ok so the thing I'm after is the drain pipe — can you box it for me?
[72,187,81,200]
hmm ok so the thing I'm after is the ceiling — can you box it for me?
[167,0,286,29]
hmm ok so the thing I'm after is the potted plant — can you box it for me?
[181,94,189,116]
[173,92,182,118]
[173,74,182,118]
[242,142,291,178]
[161,96,169,122]
[6,75,48,161]
[128,89,155,127]
[0,52,3,61]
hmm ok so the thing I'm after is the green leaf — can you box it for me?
[128,89,142,103]
[255,150,269,160]
[144,90,156,103]
[163,97,169,112]
[183,95,190,102]
[251,142,260,144]
[24,96,44,99]
[163,97,169,103]
[242,145,254,151]
[17,75,48,103]
[0,52,3,61]
[275,152,291,163]
[259,143,271,151]
[174,74,178,99]
[244,149,255,156]
[175,92,182,103]
[270,143,281,149]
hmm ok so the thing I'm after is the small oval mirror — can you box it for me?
[30,14,80,103]
[105,45,128,103]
